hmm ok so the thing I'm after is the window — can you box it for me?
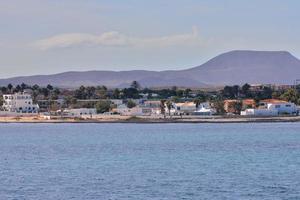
[286,105,291,107]
[275,105,280,108]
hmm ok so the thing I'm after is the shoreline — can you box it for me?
[0,115,300,124]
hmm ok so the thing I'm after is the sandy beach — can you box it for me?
[1,115,300,123]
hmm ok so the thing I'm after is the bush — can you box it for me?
[127,100,136,108]
[95,101,111,114]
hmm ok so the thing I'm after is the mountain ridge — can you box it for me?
[1,50,300,88]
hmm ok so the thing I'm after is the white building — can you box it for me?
[264,102,297,115]
[115,104,153,116]
[62,108,97,118]
[110,99,123,106]
[143,101,162,115]
[194,102,216,116]
[2,93,39,114]
[241,99,298,116]
[174,102,197,114]
[241,108,278,116]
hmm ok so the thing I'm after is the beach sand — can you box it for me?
[0,115,300,123]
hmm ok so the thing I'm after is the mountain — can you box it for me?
[1,50,300,87]
[181,50,300,85]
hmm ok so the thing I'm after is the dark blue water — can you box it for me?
[0,123,300,199]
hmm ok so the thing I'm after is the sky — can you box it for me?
[0,0,299,78]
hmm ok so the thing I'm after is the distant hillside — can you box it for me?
[180,50,300,85]
[0,50,300,87]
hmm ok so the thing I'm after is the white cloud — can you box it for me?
[34,27,203,50]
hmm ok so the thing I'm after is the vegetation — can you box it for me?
[1,80,300,114]
[95,101,111,114]
[126,100,136,108]
[232,100,243,114]
[0,96,3,107]
[280,88,299,104]
[165,100,173,117]
[160,99,166,118]
[211,100,225,114]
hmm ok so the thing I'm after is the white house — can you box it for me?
[194,102,216,116]
[174,102,197,114]
[241,108,278,116]
[62,108,97,118]
[241,99,298,116]
[110,99,123,106]
[142,101,162,115]
[2,93,39,114]
[265,102,297,115]
[115,104,131,115]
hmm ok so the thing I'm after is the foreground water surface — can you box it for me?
[0,123,300,199]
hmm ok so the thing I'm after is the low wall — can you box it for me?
[0,111,38,117]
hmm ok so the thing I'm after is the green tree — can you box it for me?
[47,84,54,91]
[184,88,192,98]
[14,85,21,93]
[127,100,136,108]
[32,84,40,91]
[122,88,139,99]
[0,96,3,107]
[241,83,251,97]
[223,86,234,99]
[41,88,49,98]
[7,84,13,93]
[112,88,120,99]
[51,88,61,100]
[64,96,77,108]
[21,83,28,91]
[171,96,180,103]
[95,101,111,113]
[130,81,141,90]
[193,98,205,109]
[176,89,184,97]
[280,89,299,104]
[74,86,86,99]
[96,86,107,99]
[233,101,243,114]
[1,86,7,94]
[212,100,225,115]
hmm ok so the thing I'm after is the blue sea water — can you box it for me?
[0,123,300,200]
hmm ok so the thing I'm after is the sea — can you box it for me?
[0,123,300,200]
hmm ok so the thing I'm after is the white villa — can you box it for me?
[62,108,97,118]
[174,102,197,114]
[194,102,216,116]
[241,99,298,116]
[115,104,153,116]
[2,93,39,114]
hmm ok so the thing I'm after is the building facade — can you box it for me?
[2,93,39,113]
[241,99,298,116]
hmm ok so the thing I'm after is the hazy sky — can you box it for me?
[0,0,299,78]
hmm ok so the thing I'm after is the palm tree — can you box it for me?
[193,98,204,109]
[130,81,141,90]
[7,84,13,94]
[166,100,173,118]
[160,99,166,118]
